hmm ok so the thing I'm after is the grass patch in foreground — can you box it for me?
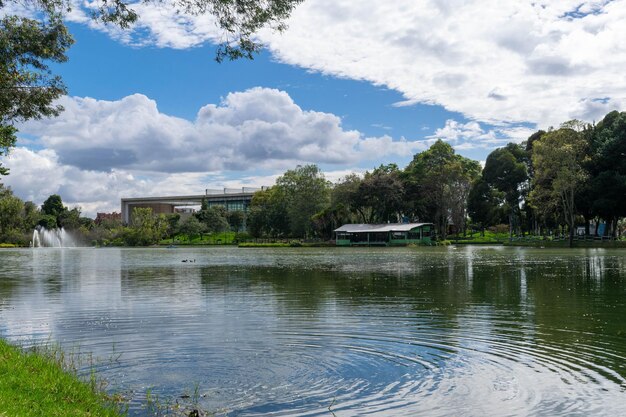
[0,339,124,417]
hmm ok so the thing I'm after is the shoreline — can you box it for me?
[0,339,124,417]
[2,240,625,249]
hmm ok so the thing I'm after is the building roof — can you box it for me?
[334,223,433,233]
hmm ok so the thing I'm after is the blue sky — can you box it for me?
[2,0,625,216]
[56,23,462,155]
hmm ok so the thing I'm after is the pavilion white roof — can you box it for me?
[334,223,432,233]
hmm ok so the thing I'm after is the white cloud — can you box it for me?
[263,0,626,127]
[18,88,424,174]
[1,147,241,216]
[59,0,626,129]
[426,119,537,150]
[6,1,626,128]
[2,88,430,216]
[0,146,368,217]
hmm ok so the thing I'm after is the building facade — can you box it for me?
[120,188,265,224]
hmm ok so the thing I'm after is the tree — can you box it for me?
[467,178,502,235]
[127,207,167,245]
[227,210,245,232]
[1,11,73,176]
[0,185,24,241]
[57,207,82,230]
[529,125,589,247]
[195,204,229,233]
[41,194,64,217]
[405,140,455,238]
[482,143,529,238]
[275,164,330,238]
[330,173,365,224]
[179,216,204,241]
[1,0,303,176]
[587,111,626,237]
[404,140,479,239]
[165,213,181,239]
[447,157,481,236]
[355,164,405,223]
[247,187,289,237]
[21,200,40,230]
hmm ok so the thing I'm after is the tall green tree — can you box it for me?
[57,207,82,230]
[0,185,24,241]
[355,164,405,223]
[195,203,229,233]
[330,173,366,224]
[587,111,626,237]
[467,178,502,235]
[40,194,66,227]
[1,11,73,176]
[482,143,529,237]
[247,187,289,237]
[275,164,330,238]
[227,210,245,232]
[179,216,204,241]
[404,140,456,238]
[404,140,479,239]
[529,125,589,247]
[447,156,481,236]
[127,207,167,245]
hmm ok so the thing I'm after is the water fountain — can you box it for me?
[31,226,76,248]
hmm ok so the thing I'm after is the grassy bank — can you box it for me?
[159,231,240,246]
[0,339,124,417]
[449,231,506,245]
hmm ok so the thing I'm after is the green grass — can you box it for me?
[0,243,18,248]
[160,231,238,245]
[449,230,507,244]
[0,339,124,417]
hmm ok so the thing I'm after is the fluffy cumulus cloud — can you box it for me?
[1,147,366,217]
[19,88,423,173]
[427,120,537,150]
[0,147,199,215]
[56,0,626,129]
[1,88,419,215]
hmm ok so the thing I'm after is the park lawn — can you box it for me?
[0,339,123,417]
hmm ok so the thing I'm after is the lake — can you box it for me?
[1,246,625,416]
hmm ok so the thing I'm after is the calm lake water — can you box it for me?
[1,246,625,416]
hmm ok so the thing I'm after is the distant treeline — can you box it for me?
[0,190,248,246]
[245,111,626,246]
[0,110,624,247]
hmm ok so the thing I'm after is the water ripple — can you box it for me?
[1,246,625,416]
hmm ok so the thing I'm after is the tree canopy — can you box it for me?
[529,126,589,245]
[0,9,73,175]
